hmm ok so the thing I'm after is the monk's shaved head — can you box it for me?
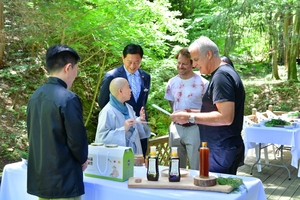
[109,77,127,97]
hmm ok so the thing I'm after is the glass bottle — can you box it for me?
[168,147,181,182]
[147,146,159,181]
[200,142,209,178]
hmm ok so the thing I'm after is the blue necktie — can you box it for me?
[131,74,138,102]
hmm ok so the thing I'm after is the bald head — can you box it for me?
[109,77,127,96]
[109,77,131,103]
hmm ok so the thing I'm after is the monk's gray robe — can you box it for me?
[95,103,150,154]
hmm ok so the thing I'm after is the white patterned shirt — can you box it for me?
[164,73,209,111]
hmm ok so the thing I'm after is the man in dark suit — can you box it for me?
[98,44,151,157]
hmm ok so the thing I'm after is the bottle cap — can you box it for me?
[150,146,156,155]
[171,147,178,157]
[202,142,207,147]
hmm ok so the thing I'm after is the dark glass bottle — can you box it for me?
[147,146,159,181]
[169,147,181,182]
[200,142,210,178]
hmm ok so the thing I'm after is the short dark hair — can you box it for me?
[175,48,192,64]
[46,44,80,73]
[122,44,143,58]
[221,55,234,68]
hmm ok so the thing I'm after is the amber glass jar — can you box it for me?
[200,142,209,178]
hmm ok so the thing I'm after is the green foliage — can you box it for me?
[168,0,201,19]
[184,0,292,65]
[0,127,28,164]
[264,119,290,127]
[244,81,300,114]
[5,0,190,143]
[9,0,189,60]
[146,59,177,136]
[216,177,243,188]
[17,149,28,159]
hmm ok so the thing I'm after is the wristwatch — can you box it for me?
[189,115,195,123]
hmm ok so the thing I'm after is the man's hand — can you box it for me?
[82,160,88,171]
[170,111,189,124]
[139,106,146,121]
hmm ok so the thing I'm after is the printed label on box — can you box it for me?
[85,145,134,182]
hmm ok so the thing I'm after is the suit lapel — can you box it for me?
[138,69,145,94]
[118,66,128,79]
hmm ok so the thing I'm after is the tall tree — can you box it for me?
[270,12,280,80]
[0,0,4,68]
[283,5,292,71]
[288,6,300,81]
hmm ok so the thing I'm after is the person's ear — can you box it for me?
[118,88,123,94]
[63,63,72,73]
[207,50,213,60]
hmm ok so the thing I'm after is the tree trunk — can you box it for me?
[272,40,280,79]
[283,7,292,73]
[271,11,280,80]
[224,27,233,56]
[0,0,5,68]
[278,14,285,65]
[288,7,300,81]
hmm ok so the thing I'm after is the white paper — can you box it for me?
[151,104,171,116]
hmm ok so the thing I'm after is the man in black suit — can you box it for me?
[98,44,151,157]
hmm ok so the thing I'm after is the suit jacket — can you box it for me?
[98,65,151,118]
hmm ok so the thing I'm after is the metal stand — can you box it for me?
[250,143,291,180]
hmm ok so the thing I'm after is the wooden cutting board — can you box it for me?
[128,177,234,193]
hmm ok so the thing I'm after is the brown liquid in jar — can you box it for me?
[200,142,209,178]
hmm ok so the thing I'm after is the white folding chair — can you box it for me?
[243,116,255,127]
[243,116,269,171]
[266,110,278,119]
[257,111,278,160]
[256,112,268,122]
[243,116,269,172]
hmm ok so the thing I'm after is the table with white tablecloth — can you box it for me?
[244,126,300,178]
[0,161,266,200]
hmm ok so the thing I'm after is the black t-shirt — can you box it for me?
[199,64,245,149]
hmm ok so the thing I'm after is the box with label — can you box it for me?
[84,145,134,182]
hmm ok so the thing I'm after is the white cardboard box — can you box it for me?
[84,145,134,182]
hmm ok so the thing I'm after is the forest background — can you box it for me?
[0,0,300,171]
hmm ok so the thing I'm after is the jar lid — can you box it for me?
[91,143,104,146]
[105,144,118,148]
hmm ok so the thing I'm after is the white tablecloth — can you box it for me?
[244,126,300,176]
[0,162,266,200]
